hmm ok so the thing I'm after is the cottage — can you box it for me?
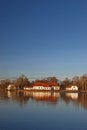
[7,84,16,91]
[66,85,78,91]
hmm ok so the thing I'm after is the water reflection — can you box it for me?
[0,91,87,109]
[65,93,78,99]
[61,92,87,110]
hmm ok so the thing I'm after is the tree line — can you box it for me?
[0,74,87,91]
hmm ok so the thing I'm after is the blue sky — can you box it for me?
[0,0,87,80]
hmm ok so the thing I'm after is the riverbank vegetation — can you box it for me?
[0,74,87,91]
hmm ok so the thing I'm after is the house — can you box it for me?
[33,85,60,91]
[7,84,16,91]
[43,86,51,90]
[33,86,44,90]
[24,87,33,90]
[51,86,60,91]
[66,85,78,91]
[33,79,60,91]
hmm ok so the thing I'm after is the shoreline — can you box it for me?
[10,90,87,93]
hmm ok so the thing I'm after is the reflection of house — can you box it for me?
[7,84,16,91]
[7,91,12,98]
[66,86,78,91]
[32,92,60,102]
[66,93,78,99]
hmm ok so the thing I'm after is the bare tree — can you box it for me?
[62,77,71,88]
[15,75,30,89]
[0,79,11,89]
[47,77,59,86]
[80,75,87,90]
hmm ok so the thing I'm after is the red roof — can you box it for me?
[33,81,57,87]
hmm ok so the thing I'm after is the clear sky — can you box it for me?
[0,0,87,80]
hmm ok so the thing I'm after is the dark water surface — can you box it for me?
[0,91,87,130]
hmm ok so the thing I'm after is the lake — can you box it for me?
[0,91,87,130]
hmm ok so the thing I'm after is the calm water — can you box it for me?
[0,91,87,130]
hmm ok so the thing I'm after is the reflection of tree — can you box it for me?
[61,93,87,110]
[0,91,87,109]
[0,91,60,106]
[14,92,30,107]
[60,93,71,104]
[0,90,10,102]
[78,93,87,109]
[0,91,30,107]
